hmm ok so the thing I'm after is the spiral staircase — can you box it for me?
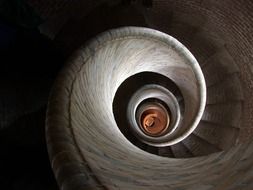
[19,0,253,189]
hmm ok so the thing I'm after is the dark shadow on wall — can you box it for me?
[54,1,148,57]
[0,1,63,188]
[0,108,58,190]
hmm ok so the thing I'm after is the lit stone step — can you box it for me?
[202,48,239,86]
[202,102,242,127]
[194,121,239,150]
[183,134,221,156]
[206,74,243,104]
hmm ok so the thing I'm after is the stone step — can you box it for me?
[202,102,242,128]
[158,146,175,158]
[194,121,239,150]
[206,74,244,104]
[170,142,193,158]
[202,47,239,87]
[183,134,221,156]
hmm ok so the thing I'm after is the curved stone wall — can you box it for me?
[45,0,253,189]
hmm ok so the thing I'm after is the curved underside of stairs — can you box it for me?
[44,0,253,189]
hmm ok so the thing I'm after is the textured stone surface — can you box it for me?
[41,0,253,189]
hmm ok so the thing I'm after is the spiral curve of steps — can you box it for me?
[42,0,253,189]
